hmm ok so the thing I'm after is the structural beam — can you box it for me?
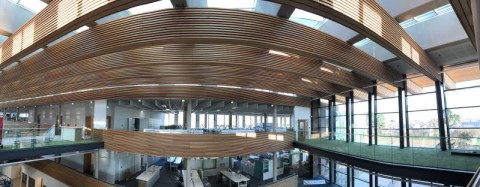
[170,0,188,8]
[450,0,476,50]
[277,4,295,18]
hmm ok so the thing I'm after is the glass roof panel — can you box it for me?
[290,9,328,29]
[17,0,47,13]
[128,1,173,15]
[207,0,256,11]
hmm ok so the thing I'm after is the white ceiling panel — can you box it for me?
[377,0,432,17]
[404,11,468,50]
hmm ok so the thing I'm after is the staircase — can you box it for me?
[0,173,12,187]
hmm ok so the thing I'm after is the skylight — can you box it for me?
[290,9,328,29]
[353,4,454,48]
[353,38,371,48]
[207,0,256,11]
[128,1,173,15]
[9,0,47,13]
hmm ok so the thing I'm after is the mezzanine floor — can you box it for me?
[300,138,480,171]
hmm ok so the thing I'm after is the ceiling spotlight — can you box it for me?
[138,99,141,102]
[182,100,185,102]
[161,105,167,107]
[72,103,74,105]
[231,101,234,104]
[271,104,274,107]
[90,101,93,104]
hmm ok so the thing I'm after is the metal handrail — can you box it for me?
[467,167,480,187]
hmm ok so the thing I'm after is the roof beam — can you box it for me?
[170,0,188,8]
[267,0,441,80]
[0,28,11,37]
[450,0,476,50]
[277,4,295,18]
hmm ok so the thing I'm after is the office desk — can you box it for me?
[220,170,249,187]
[136,165,161,187]
[183,170,204,187]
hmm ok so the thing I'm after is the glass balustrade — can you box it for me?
[302,132,480,171]
[0,126,96,150]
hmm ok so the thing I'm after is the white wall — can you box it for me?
[111,106,165,130]
[37,105,59,125]
[94,100,107,129]
[294,106,311,140]
[20,164,69,187]
[98,149,116,183]
[61,102,88,127]
[60,153,84,172]
[115,152,141,181]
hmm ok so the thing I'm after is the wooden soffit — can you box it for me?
[94,130,294,158]
[0,0,157,69]
[268,0,442,81]
[0,8,400,87]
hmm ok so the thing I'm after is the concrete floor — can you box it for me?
[300,138,480,171]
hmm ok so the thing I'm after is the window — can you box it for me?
[207,0,256,11]
[128,1,172,15]
[377,97,399,146]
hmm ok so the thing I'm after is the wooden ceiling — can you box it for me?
[0,0,157,68]
[0,9,400,87]
[269,0,441,81]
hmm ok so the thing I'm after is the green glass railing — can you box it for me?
[303,132,480,171]
[1,127,97,150]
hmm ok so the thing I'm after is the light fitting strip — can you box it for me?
[0,84,299,105]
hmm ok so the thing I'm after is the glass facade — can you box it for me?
[312,64,480,151]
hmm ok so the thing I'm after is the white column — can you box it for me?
[195,113,200,128]
[204,114,208,128]
[273,105,277,132]
[93,100,107,129]
[213,114,217,128]
[174,111,179,126]
[242,115,246,128]
[185,158,191,187]
[94,149,100,178]
[273,152,278,182]
[185,100,192,130]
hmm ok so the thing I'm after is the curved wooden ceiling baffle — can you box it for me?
[0,44,359,100]
[0,8,401,87]
[0,0,157,68]
[268,0,441,81]
[0,45,343,100]
[95,129,295,158]
[0,86,309,108]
